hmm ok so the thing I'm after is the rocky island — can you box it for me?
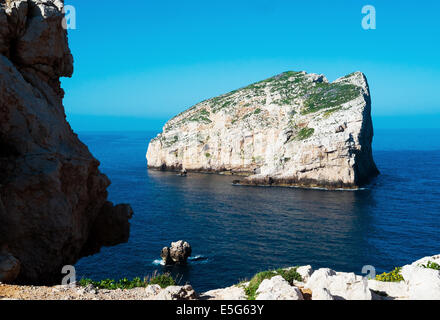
[0,0,132,284]
[147,70,379,189]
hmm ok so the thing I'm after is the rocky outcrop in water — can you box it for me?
[0,0,132,284]
[147,71,379,189]
[161,240,192,265]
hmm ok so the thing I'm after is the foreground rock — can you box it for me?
[147,71,379,189]
[256,276,303,300]
[0,0,132,284]
[154,285,197,300]
[0,283,197,301]
[1,254,439,300]
[305,269,371,300]
[161,241,192,265]
[200,285,247,300]
[400,254,440,300]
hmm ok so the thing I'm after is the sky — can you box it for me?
[62,0,440,131]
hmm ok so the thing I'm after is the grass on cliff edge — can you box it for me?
[421,261,440,270]
[375,261,440,282]
[238,267,303,300]
[78,272,177,290]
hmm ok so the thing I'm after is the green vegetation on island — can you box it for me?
[162,70,362,141]
[296,127,315,140]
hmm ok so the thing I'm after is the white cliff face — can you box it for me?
[146,71,379,189]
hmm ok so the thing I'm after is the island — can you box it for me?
[147,70,379,189]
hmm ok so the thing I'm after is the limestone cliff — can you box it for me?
[147,70,379,189]
[0,0,132,284]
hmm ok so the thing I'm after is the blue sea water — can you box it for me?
[75,129,440,292]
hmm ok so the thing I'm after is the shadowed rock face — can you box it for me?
[0,0,133,284]
[147,70,379,189]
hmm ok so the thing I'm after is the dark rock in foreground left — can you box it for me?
[0,251,21,283]
[0,0,132,284]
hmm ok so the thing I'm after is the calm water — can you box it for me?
[75,129,440,292]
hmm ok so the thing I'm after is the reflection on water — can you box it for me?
[75,131,440,292]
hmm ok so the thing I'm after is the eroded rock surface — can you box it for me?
[161,240,192,265]
[0,0,132,284]
[400,254,440,300]
[147,71,379,189]
[256,275,304,300]
[200,285,247,300]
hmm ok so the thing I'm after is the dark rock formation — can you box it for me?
[0,251,20,283]
[161,241,192,265]
[0,0,132,284]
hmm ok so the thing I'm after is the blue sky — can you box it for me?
[62,0,440,131]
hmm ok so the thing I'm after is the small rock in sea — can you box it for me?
[161,240,192,265]
[179,168,187,176]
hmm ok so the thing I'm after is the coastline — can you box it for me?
[147,165,378,190]
[2,254,439,301]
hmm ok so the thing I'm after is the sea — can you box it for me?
[74,128,440,292]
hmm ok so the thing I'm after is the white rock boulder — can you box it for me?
[296,265,314,283]
[312,287,335,300]
[401,265,440,300]
[306,269,371,300]
[200,285,247,300]
[256,275,303,300]
[367,280,409,300]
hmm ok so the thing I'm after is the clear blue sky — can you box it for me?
[62,0,440,131]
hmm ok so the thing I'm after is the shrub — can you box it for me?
[421,261,440,271]
[375,267,404,282]
[78,277,145,290]
[301,83,359,115]
[78,272,177,290]
[242,267,303,300]
[276,267,302,284]
[244,270,277,300]
[148,273,177,288]
[296,127,315,140]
